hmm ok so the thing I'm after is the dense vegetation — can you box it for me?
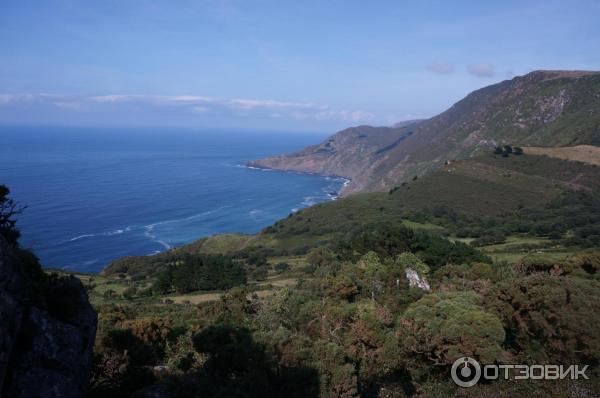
[402,189,600,248]
[88,232,600,397]
[153,254,246,294]
[89,151,600,396]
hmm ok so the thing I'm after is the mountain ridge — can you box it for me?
[248,70,600,194]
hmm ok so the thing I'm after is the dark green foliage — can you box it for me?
[274,262,290,273]
[154,254,246,294]
[486,275,600,365]
[471,231,506,246]
[400,292,505,368]
[92,328,157,398]
[337,224,489,271]
[0,185,24,246]
[0,184,47,297]
[306,246,336,267]
[94,244,600,397]
[250,266,268,281]
[189,325,319,397]
[405,189,600,248]
[192,325,267,376]
[102,328,139,352]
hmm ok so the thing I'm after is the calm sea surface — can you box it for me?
[0,126,342,272]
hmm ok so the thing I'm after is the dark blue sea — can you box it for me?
[0,126,343,273]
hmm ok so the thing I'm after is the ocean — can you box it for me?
[0,126,343,273]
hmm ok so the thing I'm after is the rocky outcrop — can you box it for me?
[0,238,97,398]
[405,268,430,291]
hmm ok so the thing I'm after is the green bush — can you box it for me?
[486,274,600,364]
[400,292,505,367]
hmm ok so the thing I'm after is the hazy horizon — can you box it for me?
[1,1,599,132]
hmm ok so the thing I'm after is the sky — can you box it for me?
[1,0,599,132]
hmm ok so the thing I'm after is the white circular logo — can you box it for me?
[451,357,481,387]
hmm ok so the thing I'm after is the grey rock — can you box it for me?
[0,238,97,398]
[405,268,430,291]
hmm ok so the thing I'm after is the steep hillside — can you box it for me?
[249,70,600,194]
[247,123,420,185]
[263,152,600,240]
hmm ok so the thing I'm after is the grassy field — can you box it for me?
[476,235,576,263]
[523,145,600,166]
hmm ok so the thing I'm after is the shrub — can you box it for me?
[485,274,600,364]
[400,292,505,367]
[274,262,290,273]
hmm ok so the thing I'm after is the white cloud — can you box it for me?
[0,93,61,103]
[191,106,209,113]
[55,101,86,111]
[427,61,454,74]
[468,63,495,77]
[226,98,323,110]
[0,92,378,123]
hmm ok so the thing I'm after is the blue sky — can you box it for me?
[1,0,599,132]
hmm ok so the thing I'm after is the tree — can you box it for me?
[395,252,429,276]
[153,255,246,294]
[0,185,25,246]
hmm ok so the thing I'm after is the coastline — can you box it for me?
[240,163,352,197]
[96,167,347,275]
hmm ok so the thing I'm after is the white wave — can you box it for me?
[104,226,131,236]
[301,196,317,206]
[69,234,95,242]
[143,206,231,230]
[156,240,171,250]
[143,225,172,250]
[68,225,132,242]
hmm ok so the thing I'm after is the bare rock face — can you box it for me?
[0,238,97,398]
[405,268,430,291]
